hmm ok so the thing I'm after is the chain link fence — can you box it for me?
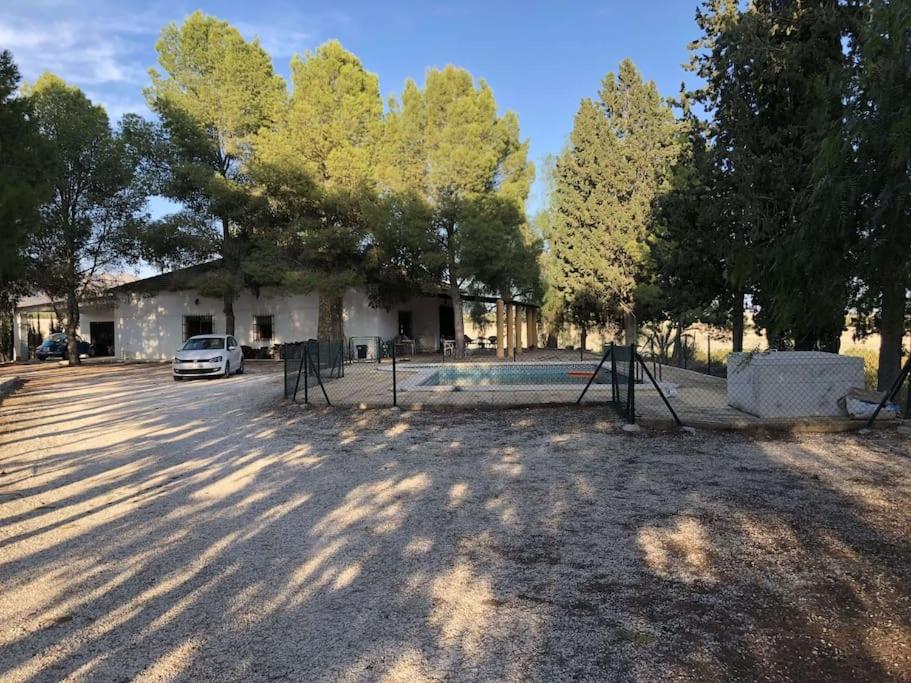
[281,337,909,428]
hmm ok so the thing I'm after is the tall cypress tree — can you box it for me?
[850,0,911,389]
[548,60,679,346]
[690,0,855,351]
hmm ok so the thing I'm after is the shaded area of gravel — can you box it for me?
[0,363,909,681]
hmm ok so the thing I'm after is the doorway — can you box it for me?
[89,321,115,356]
[439,305,455,345]
[398,310,413,338]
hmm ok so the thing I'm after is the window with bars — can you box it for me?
[183,315,213,340]
[254,314,274,342]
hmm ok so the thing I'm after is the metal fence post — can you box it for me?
[866,355,911,427]
[304,347,309,405]
[392,339,398,407]
[626,344,636,423]
[637,352,682,426]
[292,346,306,402]
[610,342,618,405]
[707,334,712,376]
[906,374,910,419]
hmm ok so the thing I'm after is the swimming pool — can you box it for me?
[395,362,624,392]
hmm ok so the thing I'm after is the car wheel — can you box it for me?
[223,361,230,378]
[237,359,244,375]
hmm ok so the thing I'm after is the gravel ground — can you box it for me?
[0,363,909,682]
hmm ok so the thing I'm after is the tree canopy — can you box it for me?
[23,73,148,363]
[377,66,536,356]
[546,59,679,346]
[144,11,287,335]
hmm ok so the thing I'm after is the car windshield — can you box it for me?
[182,337,224,351]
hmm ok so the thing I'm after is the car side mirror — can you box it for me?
[228,345,236,351]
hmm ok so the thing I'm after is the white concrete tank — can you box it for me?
[727,351,865,418]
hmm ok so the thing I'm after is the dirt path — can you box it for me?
[0,364,909,681]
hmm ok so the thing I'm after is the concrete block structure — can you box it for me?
[727,351,865,418]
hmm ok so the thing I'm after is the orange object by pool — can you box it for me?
[567,371,595,378]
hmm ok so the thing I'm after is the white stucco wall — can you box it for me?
[14,287,449,361]
[344,293,443,352]
[115,288,322,360]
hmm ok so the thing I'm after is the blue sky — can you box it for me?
[2,0,704,217]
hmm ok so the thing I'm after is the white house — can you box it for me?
[12,264,536,361]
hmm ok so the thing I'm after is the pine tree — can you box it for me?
[689,0,855,351]
[145,12,286,336]
[378,66,535,357]
[255,40,383,341]
[24,74,148,364]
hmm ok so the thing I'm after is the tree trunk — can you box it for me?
[445,229,465,359]
[672,320,684,367]
[318,293,345,342]
[222,218,236,336]
[732,288,745,353]
[450,285,465,359]
[580,326,587,353]
[623,312,637,347]
[66,286,81,366]
[223,293,235,336]
[877,278,906,391]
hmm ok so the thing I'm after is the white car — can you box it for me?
[172,335,244,381]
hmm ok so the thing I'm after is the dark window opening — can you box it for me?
[254,314,274,342]
[398,310,413,338]
[439,306,455,343]
[183,315,213,340]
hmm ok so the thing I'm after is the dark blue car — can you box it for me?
[35,333,95,361]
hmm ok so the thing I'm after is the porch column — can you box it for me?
[516,306,523,354]
[505,303,514,359]
[496,299,505,359]
[526,307,536,350]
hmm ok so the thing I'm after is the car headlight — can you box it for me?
[210,356,223,363]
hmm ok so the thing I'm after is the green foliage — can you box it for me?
[254,40,385,339]
[0,50,50,299]
[848,0,911,388]
[546,60,679,338]
[145,11,287,334]
[23,73,148,363]
[377,66,537,355]
[685,0,855,351]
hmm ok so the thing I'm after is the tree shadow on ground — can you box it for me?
[0,364,909,681]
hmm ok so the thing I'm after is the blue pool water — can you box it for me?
[418,363,614,387]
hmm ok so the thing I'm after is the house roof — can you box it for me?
[102,260,541,308]
[109,260,223,293]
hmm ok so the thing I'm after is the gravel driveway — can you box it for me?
[0,363,909,681]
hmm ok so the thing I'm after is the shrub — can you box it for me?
[843,347,879,390]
